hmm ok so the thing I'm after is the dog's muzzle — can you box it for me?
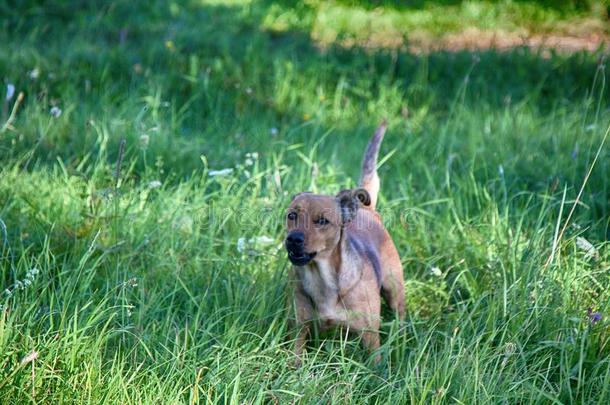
[285,231,317,266]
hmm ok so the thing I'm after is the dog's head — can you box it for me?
[284,188,371,266]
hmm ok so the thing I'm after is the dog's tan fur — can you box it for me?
[285,122,404,365]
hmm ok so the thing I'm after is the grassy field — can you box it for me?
[1,0,610,403]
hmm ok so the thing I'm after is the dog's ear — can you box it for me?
[352,188,371,207]
[336,188,371,224]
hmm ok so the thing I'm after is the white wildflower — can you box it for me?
[139,134,150,148]
[26,268,39,280]
[148,180,162,189]
[244,158,254,166]
[23,279,32,287]
[126,278,138,288]
[586,124,596,132]
[4,289,12,297]
[270,127,278,135]
[501,342,516,367]
[245,87,253,95]
[208,168,233,177]
[6,83,15,101]
[576,236,598,259]
[498,164,504,177]
[28,68,40,79]
[50,106,62,117]
[244,170,251,178]
[430,266,443,277]
[237,237,247,253]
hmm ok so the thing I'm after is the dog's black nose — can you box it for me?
[286,232,305,246]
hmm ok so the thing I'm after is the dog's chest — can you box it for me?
[298,260,340,315]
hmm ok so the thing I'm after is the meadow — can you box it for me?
[1,0,610,403]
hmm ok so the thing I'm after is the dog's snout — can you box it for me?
[286,232,305,246]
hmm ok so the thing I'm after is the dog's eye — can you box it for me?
[314,217,330,226]
[287,212,297,221]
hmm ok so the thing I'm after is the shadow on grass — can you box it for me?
[330,0,602,12]
[1,0,609,232]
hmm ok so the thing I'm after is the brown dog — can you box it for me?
[285,122,405,365]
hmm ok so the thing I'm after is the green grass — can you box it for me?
[1,0,610,403]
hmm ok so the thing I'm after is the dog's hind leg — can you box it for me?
[359,121,387,210]
[381,271,405,320]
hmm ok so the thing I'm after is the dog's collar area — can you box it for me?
[288,251,317,266]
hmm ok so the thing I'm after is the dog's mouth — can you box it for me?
[287,250,317,266]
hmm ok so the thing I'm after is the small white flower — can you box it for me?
[148,180,162,189]
[28,68,40,79]
[586,124,596,132]
[504,342,516,356]
[4,289,12,297]
[244,158,253,166]
[576,236,598,259]
[14,281,23,290]
[25,268,39,280]
[237,237,247,253]
[6,83,15,101]
[270,127,278,135]
[498,164,504,177]
[245,87,253,95]
[139,134,150,148]
[244,169,251,178]
[208,168,234,177]
[50,106,62,117]
[430,266,443,277]
[23,279,32,287]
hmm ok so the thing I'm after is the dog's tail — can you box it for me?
[359,120,387,210]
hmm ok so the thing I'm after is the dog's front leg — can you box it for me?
[292,285,314,367]
[293,323,310,367]
[361,330,381,364]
